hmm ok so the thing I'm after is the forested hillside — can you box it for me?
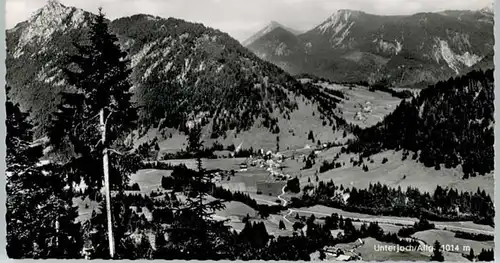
[347,69,494,177]
[110,15,309,136]
[6,3,342,141]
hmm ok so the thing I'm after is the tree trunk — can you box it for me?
[100,109,115,258]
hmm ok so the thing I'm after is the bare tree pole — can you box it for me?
[101,109,114,258]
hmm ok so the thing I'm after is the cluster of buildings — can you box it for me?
[310,238,364,261]
[242,151,292,181]
[354,101,374,121]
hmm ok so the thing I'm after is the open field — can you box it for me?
[291,205,419,222]
[129,169,173,194]
[217,168,271,193]
[280,149,494,197]
[161,158,286,196]
[352,221,402,234]
[215,201,258,219]
[247,192,284,205]
[161,158,246,171]
[312,81,403,128]
[203,91,348,152]
[214,201,294,236]
[254,214,295,237]
[126,152,493,234]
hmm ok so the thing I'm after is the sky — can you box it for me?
[6,0,492,42]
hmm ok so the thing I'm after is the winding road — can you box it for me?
[277,185,294,223]
[276,187,493,235]
[281,206,493,235]
[266,151,493,236]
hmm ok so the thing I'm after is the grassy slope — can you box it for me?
[299,79,403,128]
[331,85,402,128]
[352,221,402,234]
[135,90,347,154]
[162,158,246,171]
[206,92,345,152]
[134,81,402,154]
[129,169,173,194]
[282,148,493,197]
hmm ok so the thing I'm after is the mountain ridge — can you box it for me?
[6,2,346,151]
[246,7,493,87]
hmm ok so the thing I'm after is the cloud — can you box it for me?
[6,0,492,41]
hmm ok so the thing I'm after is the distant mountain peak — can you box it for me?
[11,0,90,58]
[316,9,363,37]
[242,21,301,46]
[269,20,282,26]
[246,6,493,87]
[35,0,71,20]
[46,0,65,9]
[46,0,64,8]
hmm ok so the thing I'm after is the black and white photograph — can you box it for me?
[4,0,495,260]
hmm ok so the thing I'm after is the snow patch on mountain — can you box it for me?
[375,38,403,55]
[275,42,290,56]
[437,39,481,74]
[305,42,313,54]
[331,22,355,46]
[457,53,482,67]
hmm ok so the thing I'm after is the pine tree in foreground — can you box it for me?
[6,88,82,258]
[47,8,138,258]
[162,124,230,259]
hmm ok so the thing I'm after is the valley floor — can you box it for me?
[72,142,494,261]
[86,81,493,261]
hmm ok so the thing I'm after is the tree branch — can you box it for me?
[107,149,125,156]
[93,139,103,149]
